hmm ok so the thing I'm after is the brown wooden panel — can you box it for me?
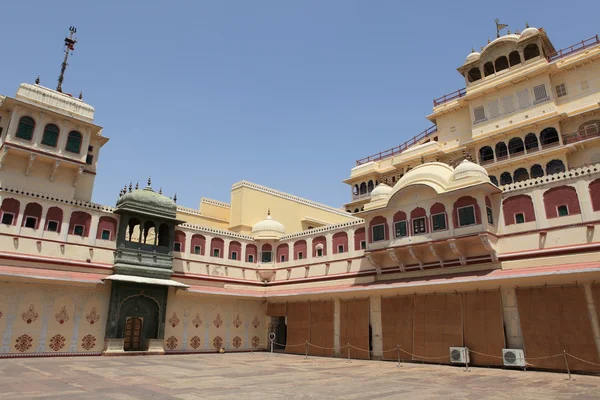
[413,294,462,364]
[267,302,287,316]
[309,301,334,357]
[340,298,370,359]
[517,286,600,371]
[463,290,504,366]
[285,302,310,355]
[381,296,414,361]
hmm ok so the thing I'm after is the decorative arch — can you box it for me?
[293,240,307,260]
[174,230,186,252]
[68,211,92,237]
[452,196,481,228]
[494,56,509,72]
[524,133,539,151]
[479,146,494,163]
[332,231,348,254]
[503,195,536,225]
[524,43,540,60]
[495,142,508,160]
[359,182,367,195]
[468,67,482,82]
[369,216,388,242]
[354,228,365,251]
[530,164,544,178]
[353,185,359,196]
[1,198,20,226]
[367,180,374,193]
[22,202,42,229]
[246,244,257,262]
[393,210,407,223]
[97,216,117,240]
[514,168,529,182]
[276,243,289,262]
[158,223,170,247]
[540,127,559,147]
[210,237,224,258]
[65,130,83,153]
[41,123,60,147]
[484,61,495,76]
[508,51,521,66]
[508,137,525,155]
[578,120,600,137]
[313,236,327,257]
[191,234,206,255]
[500,172,513,185]
[16,116,35,140]
[546,159,566,175]
[410,207,428,235]
[45,206,63,232]
[543,186,581,218]
[489,175,499,186]
[430,202,447,231]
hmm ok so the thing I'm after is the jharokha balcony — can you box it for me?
[355,125,438,166]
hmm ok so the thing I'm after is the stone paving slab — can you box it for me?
[0,353,599,399]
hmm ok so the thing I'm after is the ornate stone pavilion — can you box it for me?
[1,24,600,373]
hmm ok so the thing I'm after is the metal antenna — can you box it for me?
[57,26,78,93]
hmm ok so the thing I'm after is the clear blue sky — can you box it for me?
[1,1,598,210]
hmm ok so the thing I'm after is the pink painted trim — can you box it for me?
[0,232,116,252]
[0,265,107,283]
[0,251,113,271]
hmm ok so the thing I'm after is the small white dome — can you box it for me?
[452,159,489,181]
[466,51,481,63]
[370,183,392,199]
[252,211,285,240]
[520,27,539,39]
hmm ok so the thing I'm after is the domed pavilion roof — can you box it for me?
[115,179,180,221]
[252,210,285,240]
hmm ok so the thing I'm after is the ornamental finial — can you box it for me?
[147,177,151,186]
[129,182,132,193]
[135,182,139,190]
[268,208,271,216]
[79,91,83,100]
[159,187,162,194]
[35,76,40,85]
[471,47,475,53]
[173,193,177,203]
[525,21,529,28]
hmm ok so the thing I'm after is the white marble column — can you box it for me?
[88,214,100,246]
[325,233,333,259]
[369,296,383,359]
[306,237,313,261]
[501,287,524,349]
[334,298,341,356]
[584,283,600,359]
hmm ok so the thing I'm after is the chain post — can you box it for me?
[305,341,308,359]
[397,345,401,368]
[464,347,470,372]
[563,350,571,380]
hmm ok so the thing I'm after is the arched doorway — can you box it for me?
[119,294,160,351]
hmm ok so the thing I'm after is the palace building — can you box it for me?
[1,25,600,372]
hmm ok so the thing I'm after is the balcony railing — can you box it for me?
[433,88,466,107]
[562,126,600,145]
[547,35,600,62]
[351,192,371,201]
[355,125,438,166]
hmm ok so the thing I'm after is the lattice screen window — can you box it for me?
[555,84,567,98]
[488,100,500,119]
[473,106,486,123]
[533,84,549,103]
[502,95,515,114]
[517,89,531,109]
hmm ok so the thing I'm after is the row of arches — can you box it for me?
[478,128,560,164]
[0,199,117,240]
[15,116,83,154]
[172,229,368,263]
[368,196,489,242]
[490,160,566,186]
[502,179,600,225]
[467,43,541,83]
[353,180,375,196]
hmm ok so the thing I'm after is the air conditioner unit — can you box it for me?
[449,347,469,364]
[502,349,526,367]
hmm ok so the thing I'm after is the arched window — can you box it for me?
[500,172,513,185]
[367,180,374,193]
[246,244,257,262]
[41,124,60,147]
[489,175,499,186]
[514,168,529,182]
[543,186,581,218]
[353,185,359,196]
[0,198,20,226]
[143,221,156,244]
[452,196,481,228]
[578,120,600,138]
[158,223,170,247]
[524,133,539,152]
[540,128,559,147]
[126,218,141,242]
[369,216,388,242]
[22,202,42,229]
[191,234,205,255]
[484,61,495,77]
[546,159,566,175]
[96,216,118,241]
[45,206,63,232]
[16,116,35,140]
[524,43,540,60]
[210,237,224,258]
[173,230,186,252]
[354,228,366,250]
[65,130,82,153]
[495,142,508,160]
[230,241,242,260]
[508,137,525,155]
[354,208,359,213]
[494,56,509,73]
[430,203,447,231]
[293,240,307,260]
[530,164,544,178]
[479,146,494,163]
[359,182,367,195]
[468,67,482,83]
[503,195,536,225]
[509,51,521,66]
[313,236,327,257]
[590,178,600,211]
[68,211,92,237]
[332,232,348,254]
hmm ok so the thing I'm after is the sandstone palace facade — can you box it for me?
[1,25,600,372]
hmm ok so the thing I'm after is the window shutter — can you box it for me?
[502,96,515,114]
[488,100,500,119]
[517,89,531,109]
[533,84,548,103]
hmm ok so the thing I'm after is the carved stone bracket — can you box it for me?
[386,248,405,272]
[73,166,84,187]
[447,239,466,266]
[25,154,36,176]
[479,233,498,262]
[286,268,292,280]
[428,242,444,268]
[407,246,423,270]
[304,266,310,278]
[50,160,61,182]
[365,253,382,275]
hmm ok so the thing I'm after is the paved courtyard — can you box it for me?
[1,353,600,399]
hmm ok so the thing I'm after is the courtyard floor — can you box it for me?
[1,352,600,399]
